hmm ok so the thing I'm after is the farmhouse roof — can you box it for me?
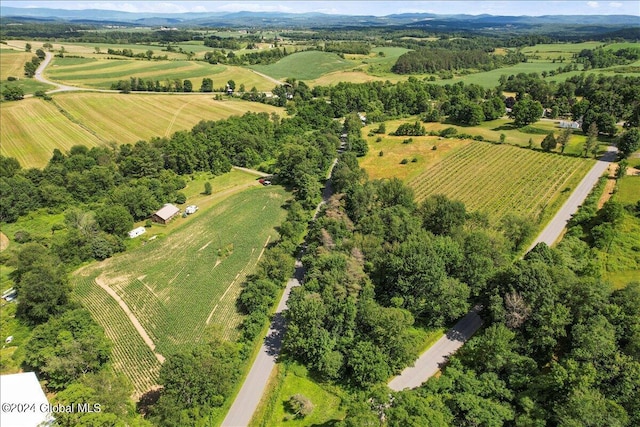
[154,203,180,221]
[0,372,53,426]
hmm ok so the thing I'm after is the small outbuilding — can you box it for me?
[128,226,146,239]
[152,203,180,224]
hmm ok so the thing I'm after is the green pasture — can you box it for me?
[250,50,355,81]
[601,175,640,289]
[433,62,580,88]
[0,303,32,374]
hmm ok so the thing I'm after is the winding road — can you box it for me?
[388,145,619,391]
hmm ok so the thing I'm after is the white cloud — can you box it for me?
[608,2,623,7]
[587,1,599,8]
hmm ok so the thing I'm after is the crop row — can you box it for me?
[409,142,592,222]
[74,277,161,395]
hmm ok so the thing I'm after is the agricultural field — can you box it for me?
[1,93,284,169]
[406,141,593,224]
[0,97,103,168]
[600,174,640,289]
[72,184,289,394]
[45,57,275,91]
[0,48,54,95]
[361,131,470,182]
[6,40,190,60]
[73,277,162,396]
[361,116,605,184]
[433,61,584,88]
[250,50,355,81]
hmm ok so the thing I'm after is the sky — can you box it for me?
[2,1,640,16]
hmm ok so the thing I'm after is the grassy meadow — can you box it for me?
[601,175,640,289]
[250,51,355,81]
[1,93,284,169]
[73,183,288,394]
[251,363,346,427]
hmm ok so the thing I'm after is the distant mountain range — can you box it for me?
[1,6,638,31]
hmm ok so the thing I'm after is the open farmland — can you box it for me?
[406,141,593,224]
[250,50,355,81]
[45,57,276,91]
[0,97,102,168]
[73,277,162,396]
[0,48,54,95]
[1,93,284,168]
[73,185,288,394]
[0,48,32,79]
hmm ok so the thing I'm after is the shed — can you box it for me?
[152,204,180,224]
[0,372,54,426]
[128,226,146,239]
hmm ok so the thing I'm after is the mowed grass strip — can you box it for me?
[0,98,102,168]
[74,185,288,361]
[407,141,593,224]
[250,50,355,81]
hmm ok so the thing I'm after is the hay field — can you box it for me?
[45,57,275,90]
[73,185,288,394]
[2,93,284,168]
[0,98,102,168]
[0,48,32,80]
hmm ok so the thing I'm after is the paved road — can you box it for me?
[221,262,304,427]
[34,51,83,93]
[526,145,618,251]
[222,162,337,427]
[388,146,618,391]
[388,306,484,391]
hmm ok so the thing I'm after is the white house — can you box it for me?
[559,120,581,129]
[0,372,54,426]
[128,226,146,239]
